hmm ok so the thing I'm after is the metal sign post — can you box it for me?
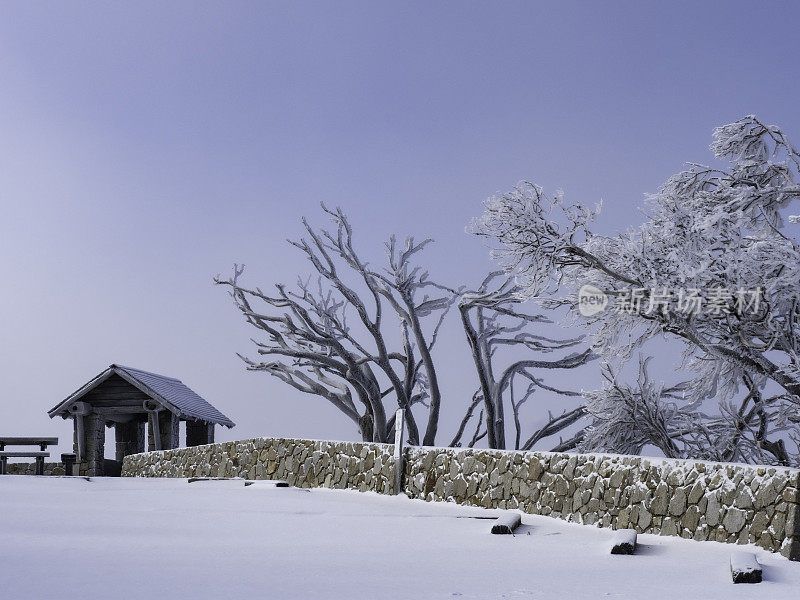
[394,408,406,495]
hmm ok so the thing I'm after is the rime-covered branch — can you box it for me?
[474,115,800,465]
[216,205,455,445]
[458,272,595,450]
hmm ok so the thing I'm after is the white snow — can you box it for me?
[1,475,799,599]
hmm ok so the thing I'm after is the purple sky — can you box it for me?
[2,2,799,458]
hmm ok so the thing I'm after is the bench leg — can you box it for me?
[0,456,6,475]
[35,456,44,475]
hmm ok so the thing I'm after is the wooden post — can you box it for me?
[158,411,179,450]
[491,512,522,534]
[61,453,76,476]
[76,416,84,461]
[150,411,162,451]
[69,401,91,462]
[394,408,406,495]
[83,413,105,476]
[731,552,762,583]
[610,529,638,554]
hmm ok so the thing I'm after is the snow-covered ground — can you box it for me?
[1,476,798,599]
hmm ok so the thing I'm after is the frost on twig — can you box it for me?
[215,205,455,445]
[475,115,800,465]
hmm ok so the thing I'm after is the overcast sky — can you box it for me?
[2,2,799,459]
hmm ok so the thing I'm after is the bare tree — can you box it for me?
[216,205,454,445]
[453,272,596,450]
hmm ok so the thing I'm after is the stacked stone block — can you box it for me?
[6,462,66,476]
[122,437,396,493]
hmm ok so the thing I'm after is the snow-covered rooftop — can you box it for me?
[48,364,235,427]
[1,476,798,599]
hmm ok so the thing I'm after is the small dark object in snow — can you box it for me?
[730,552,762,584]
[610,529,637,555]
[491,512,521,534]
[244,480,289,487]
[187,477,244,483]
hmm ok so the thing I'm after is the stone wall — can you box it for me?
[121,437,800,561]
[404,447,800,560]
[6,462,66,476]
[122,437,397,493]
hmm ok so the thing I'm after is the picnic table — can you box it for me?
[0,437,59,475]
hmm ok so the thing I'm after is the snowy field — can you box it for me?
[1,476,799,599]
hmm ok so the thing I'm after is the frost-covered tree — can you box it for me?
[218,205,598,451]
[453,272,595,450]
[216,205,454,445]
[473,115,800,465]
[580,357,697,458]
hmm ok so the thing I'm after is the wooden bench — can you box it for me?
[0,437,59,475]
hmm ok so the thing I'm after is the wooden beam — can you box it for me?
[85,389,150,398]
[731,552,762,584]
[68,402,91,416]
[491,512,522,534]
[93,407,148,415]
[84,397,151,407]
[0,451,50,457]
[610,529,638,555]
[105,416,136,424]
[0,437,59,446]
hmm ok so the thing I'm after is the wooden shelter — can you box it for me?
[48,364,235,476]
